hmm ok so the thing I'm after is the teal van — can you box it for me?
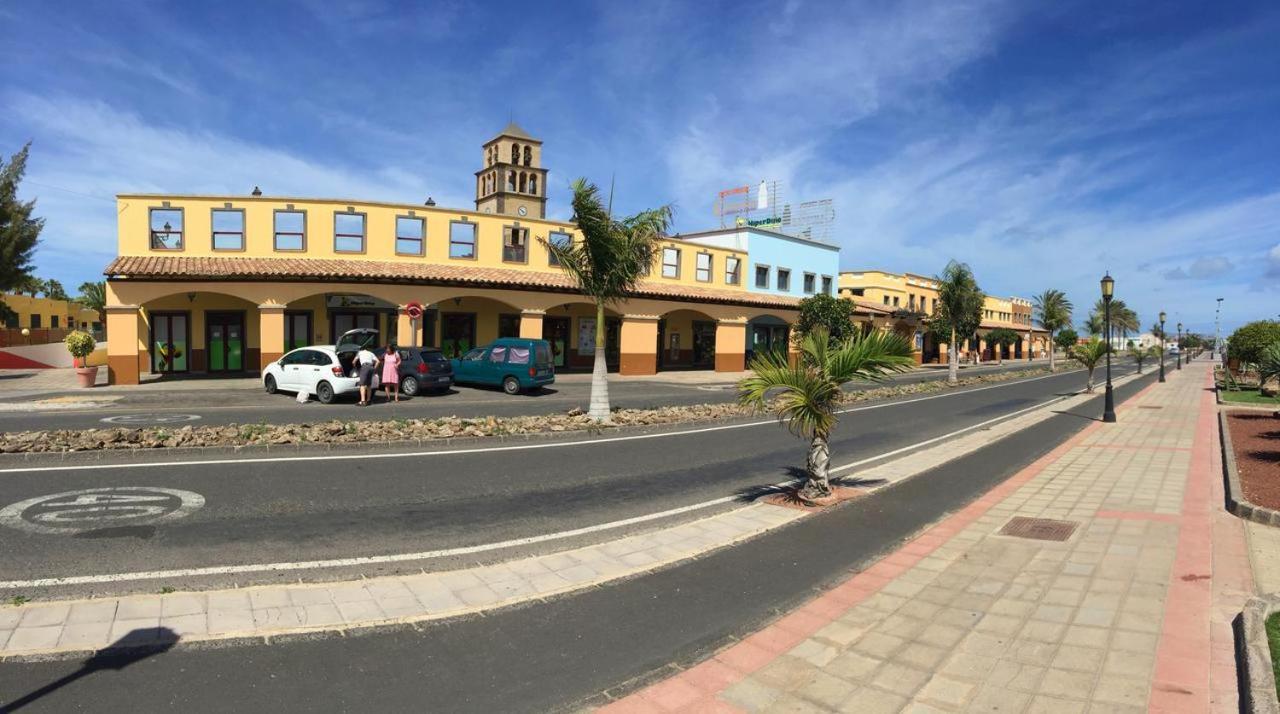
[450,338,556,394]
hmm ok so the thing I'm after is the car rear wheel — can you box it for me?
[502,376,521,395]
[400,375,420,397]
[264,374,278,394]
[316,381,335,404]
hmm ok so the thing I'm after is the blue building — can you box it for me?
[677,225,840,357]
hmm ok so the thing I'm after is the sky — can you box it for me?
[1,0,1277,336]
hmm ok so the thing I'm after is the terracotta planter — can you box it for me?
[75,366,99,388]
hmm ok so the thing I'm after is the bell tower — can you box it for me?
[475,122,548,219]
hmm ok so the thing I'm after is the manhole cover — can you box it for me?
[999,516,1078,542]
[0,487,205,535]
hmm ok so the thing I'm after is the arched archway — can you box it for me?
[657,308,720,371]
[428,295,526,359]
[136,290,260,376]
[540,301,623,371]
[745,313,792,364]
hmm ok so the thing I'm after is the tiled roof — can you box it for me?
[103,255,801,310]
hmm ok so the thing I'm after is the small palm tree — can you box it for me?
[1071,338,1109,392]
[1258,341,1280,400]
[544,179,672,421]
[1127,343,1151,374]
[739,326,915,503]
[932,261,984,385]
[1033,289,1073,372]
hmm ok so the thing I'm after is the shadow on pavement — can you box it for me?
[1,627,179,713]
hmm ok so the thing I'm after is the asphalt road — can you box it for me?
[0,360,1054,432]
[0,361,1135,601]
[0,367,1158,713]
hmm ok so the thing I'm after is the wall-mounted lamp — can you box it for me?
[425,197,436,206]
[186,293,197,303]
[252,186,262,196]
[453,297,462,306]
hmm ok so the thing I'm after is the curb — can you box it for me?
[1238,594,1280,714]
[1220,410,1280,527]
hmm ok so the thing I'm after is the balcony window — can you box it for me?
[547,231,571,266]
[755,265,770,288]
[661,247,680,278]
[777,268,791,292]
[334,212,366,253]
[449,221,477,259]
[274,210,305,251]
[503,226,528,263]
[395,216,425,256]
[212,209,244,251]
[149,208,184,250]
[726,257,741,285]
[695,253,712,282]
[803,272,816,294]
[822,276,833,295]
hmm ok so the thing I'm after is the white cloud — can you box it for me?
[7,93,464,288]
[1163,255,1234,280]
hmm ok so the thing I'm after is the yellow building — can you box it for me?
[838,270,1049,363]
[103,124,802,384]
[1,293,100,347]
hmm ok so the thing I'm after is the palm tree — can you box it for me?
[1033,289,1073,372]
[931,261,985,385]
[1258,341,1280,400]
[1072,338,1109,392]
[1083,313,1104,338]
[544,178,671,421]
[77,280,106,328]
[739,326,915,502]
[1127,343,1155,374]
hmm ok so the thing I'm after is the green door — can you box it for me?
[207,313,245,373]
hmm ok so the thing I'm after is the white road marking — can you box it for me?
[0,367,1113,476]
[0,369,1137,589]
[100,414,202,425]
[0,487,205,535]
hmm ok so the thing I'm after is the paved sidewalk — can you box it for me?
[0,505,803,658]
[604,361,1253,713]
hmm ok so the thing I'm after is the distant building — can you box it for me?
[0,292,100,347]
[101,123,841,384]
[838,270,1049,364]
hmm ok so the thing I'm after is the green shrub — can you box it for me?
[1227,321,1280,365]
[64,330,96,365]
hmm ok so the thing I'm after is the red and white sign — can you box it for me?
[405,301,424,320]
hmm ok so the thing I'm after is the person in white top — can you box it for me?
[355,345,379,406]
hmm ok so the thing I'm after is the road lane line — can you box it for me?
[0,365,1126,475]
[0,369,1138,589]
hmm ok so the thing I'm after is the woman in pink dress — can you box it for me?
[381,342,402,403]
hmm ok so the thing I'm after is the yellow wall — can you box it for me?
[1,293,99,331]
[839,271,939,315]
[116,195,747,293]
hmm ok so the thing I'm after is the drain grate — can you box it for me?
[1138,405,1163,410]
[999,516,1079,542]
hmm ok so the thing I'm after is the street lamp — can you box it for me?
[1158,311,1167,383]
[1176,322,1183,370]
[1100,273,1116,423]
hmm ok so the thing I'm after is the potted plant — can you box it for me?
[65,330,98,388]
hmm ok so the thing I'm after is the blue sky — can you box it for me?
[2,0,1277,334]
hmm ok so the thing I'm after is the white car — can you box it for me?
[262,328,377,404]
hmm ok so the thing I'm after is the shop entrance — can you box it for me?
[441,313,476,359]
[692,321,716,368]
[285,311,312,352]
[150,312,189,374]
[206,312,246,372]
[543,316,570,368]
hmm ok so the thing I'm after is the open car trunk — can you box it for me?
[336,328,378,378]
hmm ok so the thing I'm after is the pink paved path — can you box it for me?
[600,363,1253,713]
